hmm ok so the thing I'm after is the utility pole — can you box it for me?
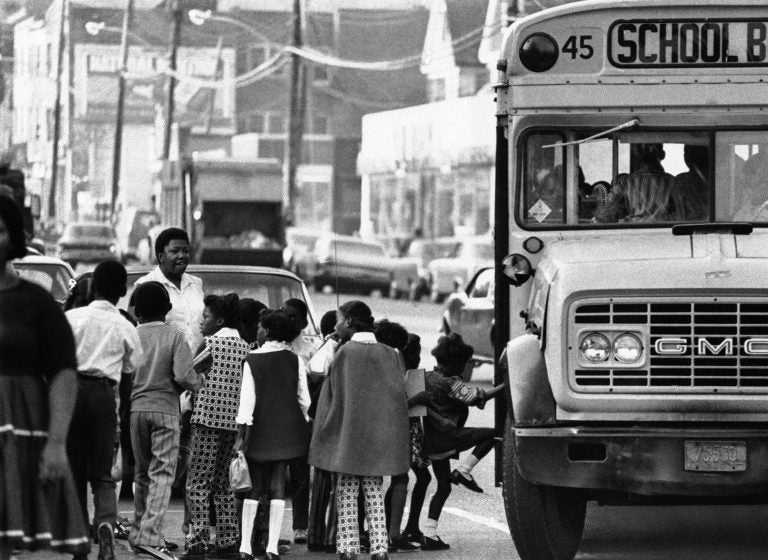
[48,0,67,219]
[111,0,134,221]
[282,0,307,242]
[162,0,181,160]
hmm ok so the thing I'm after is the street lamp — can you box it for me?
[187,9,274,45]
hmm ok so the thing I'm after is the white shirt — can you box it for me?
[66,299,144,383]
[134,267,205,351]
[236,340,311,425]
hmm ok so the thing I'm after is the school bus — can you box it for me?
[494,1,768,558]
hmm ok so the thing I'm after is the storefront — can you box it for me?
[358,94,495,241]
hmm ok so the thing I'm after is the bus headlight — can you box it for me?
[613,333,643,364]
[580,333,610,363]
[519,33,558,72]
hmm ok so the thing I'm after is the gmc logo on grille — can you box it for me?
[654,337,768,356]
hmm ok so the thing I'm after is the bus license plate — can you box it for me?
[684,441,746,472]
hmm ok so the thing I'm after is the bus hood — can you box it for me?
[537,232,768,291]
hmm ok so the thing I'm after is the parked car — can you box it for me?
[11,254,75,306]
[56,221,122,267]
[306,234,417,297]
[404,237,462,301]
[441,266,494,363]
[283,227,324,278]
[118,265,322,339]
[427,235,494,302]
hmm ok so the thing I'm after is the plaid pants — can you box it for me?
[336,474,387,555]
[186,425,238,549]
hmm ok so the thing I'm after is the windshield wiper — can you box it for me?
[542,119,640,149]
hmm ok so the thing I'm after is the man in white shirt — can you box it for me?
[66,260,143,557]
[133,227,205,352]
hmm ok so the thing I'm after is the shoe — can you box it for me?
[338,553,357,560]
[390,535,419,552]
[293,528,308,544]
[237,554,253,560]
[277,538,290,546]
[371,553,389,560]
[420,536,450,551]
[400,530,423,545]
[278,544,291,555]
[214,544,239,559]
[179,546,207,560]
[114,520,130,540]
[135,544,178,560]
[164,538,179,551]
[265,553,281,560]
[450,469,484,493]
[97,523,115,560]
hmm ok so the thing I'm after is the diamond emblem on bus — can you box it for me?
[528,199,552,223]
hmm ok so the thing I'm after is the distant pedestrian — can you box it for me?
[130,281,205,560]
[184,294,250,559]
[309,301,410,560]
[236,309,311,560]
[66,260,143,558]
[0,194,90,560]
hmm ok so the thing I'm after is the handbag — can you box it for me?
[229,451,252,492]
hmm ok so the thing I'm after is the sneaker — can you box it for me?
[114,520,130,540]
[97,523,115,560]
[400,530,423,545]
[293,529,308,544]
[450,469,483,493]
[420,535,450,551]
[390,535,419,552]
[163,538,179,551]
[135,544,178,560]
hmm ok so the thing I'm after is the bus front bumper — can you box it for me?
[513,425,768,496]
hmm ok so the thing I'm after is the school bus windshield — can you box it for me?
[520,129,768,228]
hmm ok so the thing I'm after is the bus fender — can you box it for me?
[505,333,556,426]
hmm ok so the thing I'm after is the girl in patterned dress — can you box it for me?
[183,294,250,559]
[0,195,90,560]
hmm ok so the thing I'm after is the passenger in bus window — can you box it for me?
[599,144,674,223]
[733,152,768,222]
[529,165,564,222]
[671,145,709,221]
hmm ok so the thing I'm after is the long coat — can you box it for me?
[308,340,410,476]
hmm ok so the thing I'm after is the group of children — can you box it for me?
[64,259,503,560]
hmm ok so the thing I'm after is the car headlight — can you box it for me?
[613,333,643,364]
[580,333,610,363]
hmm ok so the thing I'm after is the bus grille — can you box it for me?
[572,299,768,391]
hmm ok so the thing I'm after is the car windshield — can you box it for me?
[14,263,73,301]
[521,129,768,227]
[67,224,115,238]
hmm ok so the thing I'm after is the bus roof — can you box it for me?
[498,0,768,114]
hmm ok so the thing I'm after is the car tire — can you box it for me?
[503,418,586,560]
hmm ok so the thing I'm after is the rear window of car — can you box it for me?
[67,224,115,238]
[336,241,386,258]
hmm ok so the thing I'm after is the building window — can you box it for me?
[429,77,445,102]
[249,45,267,70]
[313,65,328,81]
[236,46,249,75]
[311,114,328,135]
[247,113,266,133]
[268,113,285,134]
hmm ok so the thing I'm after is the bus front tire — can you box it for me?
[502,420,586,560]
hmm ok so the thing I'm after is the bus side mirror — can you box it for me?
[502,254,534,287]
